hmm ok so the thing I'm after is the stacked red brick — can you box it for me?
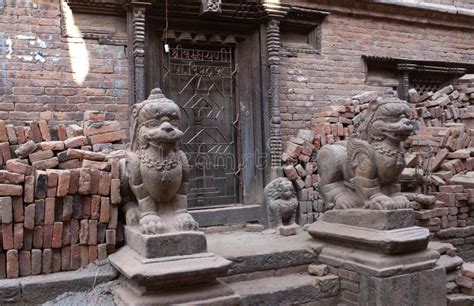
[456,263,474,295]
[0,112,125,278]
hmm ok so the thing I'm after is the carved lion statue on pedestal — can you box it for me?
[264,177,298,227]
[317,95,415,210]
[121,88,199,234]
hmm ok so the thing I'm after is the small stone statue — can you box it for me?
[121,88,198,234]
[264,177,298,228]
[317,95,415,210]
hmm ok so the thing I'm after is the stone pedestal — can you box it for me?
[110,226,239,305]
[308,209,446,306]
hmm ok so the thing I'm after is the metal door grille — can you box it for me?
[162,43,240,208]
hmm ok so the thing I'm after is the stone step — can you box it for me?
[227,272,339,306]
[207,230,318,278]
[447,293,474,306]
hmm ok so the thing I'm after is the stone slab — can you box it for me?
[312,242,439,278]
[308,221,429,254]
[190,205,260,227]
[321,209,415,230]
[124,226,207,258]
[0,263,117,304]
[114,279,239,306]
[207,230,317,275]
[359,266,445,306]
[109,246,231,288]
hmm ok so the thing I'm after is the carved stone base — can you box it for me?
[125,226,207,258]
[114,280,240,306]
[110,230,239,305]
[308,209,445,305]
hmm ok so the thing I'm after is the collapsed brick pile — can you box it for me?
[456,262,474,295]
[0,111,125,279]
[282,74,474,229]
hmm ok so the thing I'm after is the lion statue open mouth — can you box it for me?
[317,95,415,210]
[120,88,199,234]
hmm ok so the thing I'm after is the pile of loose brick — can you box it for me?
[0,111,125,279]
[282,74,474,230]
[456,262,474,296]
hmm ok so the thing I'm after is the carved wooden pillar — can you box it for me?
[127,1,150,105]
[266,18,282,179]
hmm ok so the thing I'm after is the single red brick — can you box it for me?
[64,136,88,149]
[56,170,70,197]
[24,176,35,203]
[6,249,19,278]
[58,159,82,170]
[66,149,106,161]
[34,199,45,225]
[42,249,52,274]
[19,250,31,277]
[12,196,23,223]
[2,223,13,250]
[62,221,71,246]
[79,219,89,245]
[31,249,42,275]
[88,245,98,263]
[98,172,111,196]
[88,219,98,245]
[61,246,71,271]
[84,121,121,137]
[38,120,51,141]
[68,169,80,194]
[23,229,33,251]
[32,157,59,170]
[110,158,119,179]
[57,124,67,141]
[83,196,91,219]
[0,197,13,224]
[0,142,11,162]
[29,150,54,163]
[15,126,27,145]
[29,122,42,143]
[0,253,5,279]
[108,206,118,230]
[78,168,91,195]
[52,222,63,248]
[33,225,43,249]
[24,203,35,230]
[0,184,22,196]
[62,196,73,221]
[38,141,65,151]
[6,125,17,145]
[89,169,101,195]
[70,244,81,270]
[46,169,59,198]
[97,243,107,261]
[13,223,23,249]
[43,224,53,249]
[52,249,61,272]
[6,159,33,175]
[44,198,55,225]
[80,245,89,268]
[0,170,24,184]
[71,219,79,245]
[88,130,126,145]
[91,195,101,220]
[0,120,8,142]
[106,229,116,245]
[82,160,111,172]
[99,197,110,223]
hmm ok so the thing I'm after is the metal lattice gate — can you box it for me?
[162,43,240,209]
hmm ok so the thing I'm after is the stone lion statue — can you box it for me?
[317,95,415,210]
[264,177,298,227]
[120,88,199,234]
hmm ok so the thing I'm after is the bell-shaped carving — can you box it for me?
[177,31,192,42]
[223,35,237,45]
[193,33,208,43]
[209,34,222,44]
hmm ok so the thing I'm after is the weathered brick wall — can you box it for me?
[0,0,128,129]
[279,8,474,140]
